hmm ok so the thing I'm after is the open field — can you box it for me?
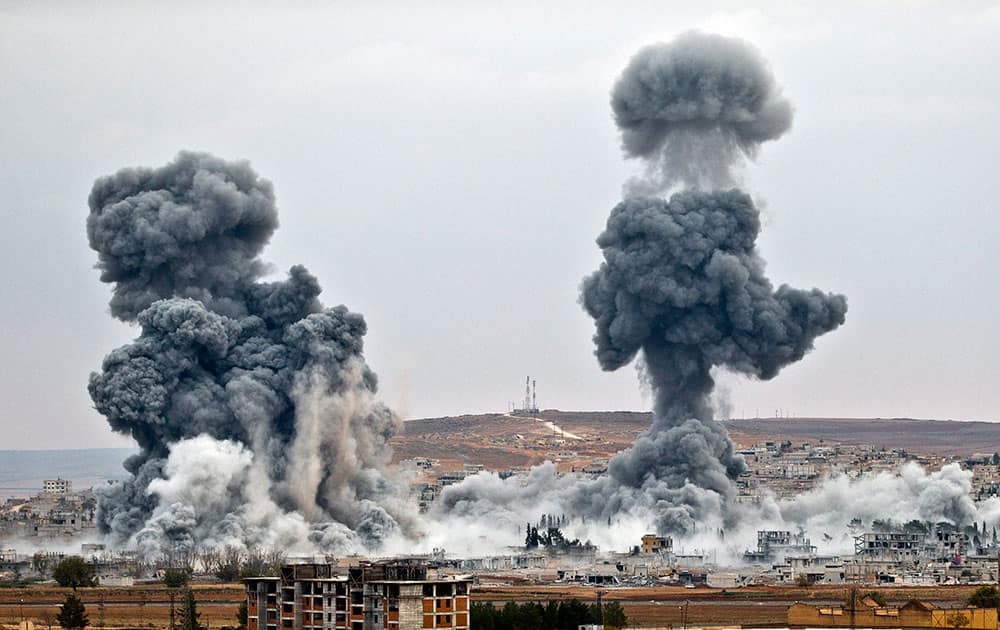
[472,583,990,627]
[0,584,244,630]
[0,582,992,628]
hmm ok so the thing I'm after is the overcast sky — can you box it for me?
[2,1,999,449]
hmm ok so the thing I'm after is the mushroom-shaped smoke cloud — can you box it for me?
[578,32,845,534]
[612,31,793,192]
[432,32,845,542]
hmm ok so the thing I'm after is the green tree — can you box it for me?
[53,557,96,589]
[524,525,539,550]
[968,586,1000,608]
[470,602,497,630]
[57,594,89,629]
[588,602,601,623]
[542,601,559,628]
[557,600,591,629]
[517,602,545,629]
[865,591,888,607]
[162,568,190,588]
[236,601,248,629]
[947,611,971,629]
[179,589,200,630]
[602,601,628,629]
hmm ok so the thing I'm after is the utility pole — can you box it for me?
[19,597,24,627]
[683,599,689,630]
[596,590,604,627]
[849,586,857,630]
[169,590,176,630]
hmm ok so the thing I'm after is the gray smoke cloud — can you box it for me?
[612,31,793,192]
[579,190,846,533]
[430,31,845,542]
[88,151,410,554]
[426,33,992,554]
[577,31,844,535]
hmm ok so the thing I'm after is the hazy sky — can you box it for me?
[2,1,999,449]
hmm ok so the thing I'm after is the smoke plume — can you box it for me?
[574,31,844,535]
[87,152,409,553]
[579,190,846,533]
[612,31,793,192]
[430,31,844,542]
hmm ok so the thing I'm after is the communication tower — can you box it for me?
[512,376,539,414]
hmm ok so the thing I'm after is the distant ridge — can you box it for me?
[725,416,1000,454]
[397,411,1000,459]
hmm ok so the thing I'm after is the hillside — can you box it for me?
[390,411,1000,470]
[726,416,1000,455]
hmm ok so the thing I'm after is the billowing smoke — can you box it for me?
[88,152,410,554]
[578,189,846,533]
[575,32,844,535]
[83,36,985,560]
[612,31,793,193]
[779,462,978,536]
[431,31,844,542]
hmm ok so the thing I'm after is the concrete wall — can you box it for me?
[397,584,423,629]
[789,602,998,629]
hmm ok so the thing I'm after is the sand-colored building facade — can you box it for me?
[789,598,998,630]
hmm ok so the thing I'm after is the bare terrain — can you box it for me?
[391,411,1000,470]
[472,583,986,627]
[726,417,1000,455]
[0,583,983,629]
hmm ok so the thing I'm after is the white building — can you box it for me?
[42,478,72,494]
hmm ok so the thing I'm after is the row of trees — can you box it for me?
[471,599,627,630]
[48,546,286,589]
[968,586,1000,608]
[524,525,595,552]
[53,588,207,630]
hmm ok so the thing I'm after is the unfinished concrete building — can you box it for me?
[245,562,471,630]
[744,530,816,563]
[855,532,925,561]
[854,527,970,563]
[640,534,673,556]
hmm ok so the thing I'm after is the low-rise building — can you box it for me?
[789,599,997,629]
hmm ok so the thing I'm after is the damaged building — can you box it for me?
[245,562,472,630]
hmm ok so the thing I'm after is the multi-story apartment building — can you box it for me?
[744,530,816,563]
[854,528,970,563]
[245,562,471,630]
[854,532,924,561]
[42,479,72,494]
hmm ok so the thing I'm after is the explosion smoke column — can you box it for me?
[432,32,846,542]
[577,32,846,534]
[87,152,410,553]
